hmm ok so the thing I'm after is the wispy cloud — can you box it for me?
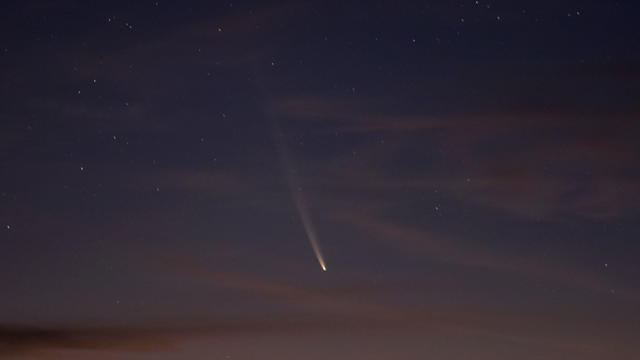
[333,211,639,298]
[269,95,640,221]
[0,324,176,357]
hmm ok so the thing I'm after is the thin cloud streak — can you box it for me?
[333,211,637,299]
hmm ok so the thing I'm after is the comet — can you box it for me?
[274,127,327,272]
[291,188,327,271]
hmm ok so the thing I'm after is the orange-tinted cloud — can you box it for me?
[333,211,638,299]
[269,96,640,221]
[0,325,176,357]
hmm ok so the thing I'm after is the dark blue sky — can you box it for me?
[1,1,639,359]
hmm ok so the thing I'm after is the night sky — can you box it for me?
[1,1,640,359]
